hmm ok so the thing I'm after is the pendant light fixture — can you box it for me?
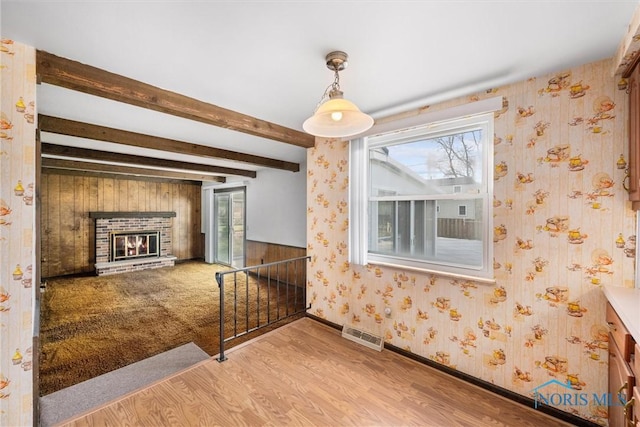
[303,51,374,138]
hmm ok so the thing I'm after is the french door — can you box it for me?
[214,189,245,268]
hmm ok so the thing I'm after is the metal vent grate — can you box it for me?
[341,324,383,351]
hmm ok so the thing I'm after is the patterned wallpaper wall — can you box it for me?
[1,9,639,425]
[307,57,635,424]
[0,40,36,426]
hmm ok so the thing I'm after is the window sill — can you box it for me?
[367,260,496,285]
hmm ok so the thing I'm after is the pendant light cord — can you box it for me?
[312,69,342,114]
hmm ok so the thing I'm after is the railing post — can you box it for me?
[215,271,227,362]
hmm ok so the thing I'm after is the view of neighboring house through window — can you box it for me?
[351,111,494,279]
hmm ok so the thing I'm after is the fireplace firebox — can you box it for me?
[111,231,160,262]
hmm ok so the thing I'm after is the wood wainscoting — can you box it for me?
[246,240,306,286]
[40,172,203,278]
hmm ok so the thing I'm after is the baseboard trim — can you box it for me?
[304,313,598,427]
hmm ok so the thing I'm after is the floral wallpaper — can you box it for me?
[307,56,638,424]
[0,7,639,425]
[613,2,640,77]
[0,40,36,426]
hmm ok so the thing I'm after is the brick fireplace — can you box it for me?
[90,211,177,276]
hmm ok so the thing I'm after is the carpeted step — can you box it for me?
[39,342,210,426]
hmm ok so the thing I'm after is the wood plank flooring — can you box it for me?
[57,318,571,426]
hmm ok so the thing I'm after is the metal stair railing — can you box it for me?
[215,255,311,361]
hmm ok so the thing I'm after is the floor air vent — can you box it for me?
[341,324,383,351]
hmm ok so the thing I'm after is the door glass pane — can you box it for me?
[216,194,230,265]
[231,191,245,268]
[214,189,245,268]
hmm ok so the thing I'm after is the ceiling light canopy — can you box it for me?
[303,51,374,138]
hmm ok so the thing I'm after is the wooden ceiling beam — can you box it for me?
[39,115,298,173]
[41,142,257,178]
[36,50,315,149]
[41,166,204,185]
[42,158,226,182]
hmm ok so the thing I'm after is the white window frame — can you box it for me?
[349,98,500,283]
[458,205,467,217]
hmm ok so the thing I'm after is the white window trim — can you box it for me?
[348,134,369,266]
[359,96,502,139]
[349,99,501,283]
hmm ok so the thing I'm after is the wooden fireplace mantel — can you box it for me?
[89,211,176,219]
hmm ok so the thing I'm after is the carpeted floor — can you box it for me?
[39,260,306,396]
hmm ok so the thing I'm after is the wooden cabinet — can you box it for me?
[634,375,640,426]
[608,302,636,426]
[608,303,635,360]
[610,335,635,426]
[627,63,640,209]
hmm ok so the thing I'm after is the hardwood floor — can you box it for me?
[58,318,571,426]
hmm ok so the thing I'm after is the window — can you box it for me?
[350,110,494,280]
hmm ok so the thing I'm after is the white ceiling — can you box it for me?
[1,0,639,178]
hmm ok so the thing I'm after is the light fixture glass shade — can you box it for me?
[303,97,374,138]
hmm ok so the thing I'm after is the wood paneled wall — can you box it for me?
[41,173,203,278]
[246,240,307,286]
